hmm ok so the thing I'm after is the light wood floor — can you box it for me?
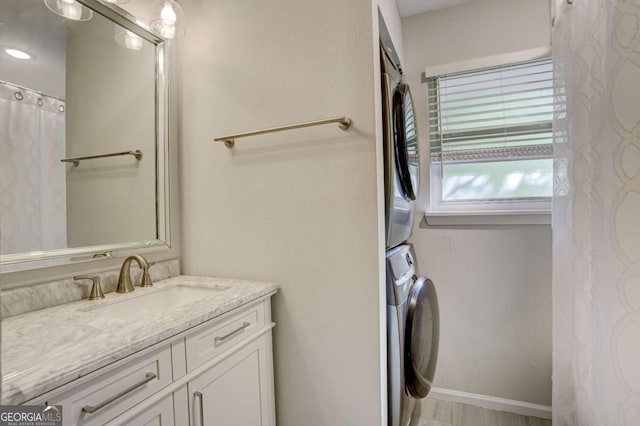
[411,397,552,426]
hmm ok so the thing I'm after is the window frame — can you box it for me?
[423,47,553,226]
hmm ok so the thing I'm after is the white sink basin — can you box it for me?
[86,285,228,319]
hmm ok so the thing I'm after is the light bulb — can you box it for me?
[124,30,143,50]
[58,0,82,20]
[44,0,92,21]
[150,0,185,39]
[158,2,176,38]
[114,25,145,50]
[160,2,177,22]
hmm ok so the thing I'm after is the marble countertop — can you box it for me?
[1,275,278,405]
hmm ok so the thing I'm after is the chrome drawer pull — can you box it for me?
[214,321,251,344]
[81,372,156,414]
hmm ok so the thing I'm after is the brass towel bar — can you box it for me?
[61,150,143,166]
[214,116,352,148]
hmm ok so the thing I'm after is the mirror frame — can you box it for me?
[0,0,171,270]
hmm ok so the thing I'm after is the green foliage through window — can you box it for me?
[427,57,557,203]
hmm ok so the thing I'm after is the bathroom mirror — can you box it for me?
[0,0,170,270]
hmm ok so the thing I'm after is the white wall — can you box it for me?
[403,0,551,67]
[177,0,383,425]
[402,0,553,406]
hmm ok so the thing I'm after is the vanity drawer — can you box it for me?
[48,345,172,426]
[186,301,265,371]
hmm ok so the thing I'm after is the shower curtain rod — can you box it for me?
[0,80,66,102]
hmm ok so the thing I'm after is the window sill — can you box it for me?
[425,210,551,226]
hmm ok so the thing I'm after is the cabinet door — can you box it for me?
[188,336,273,426]
[106,393,174,426]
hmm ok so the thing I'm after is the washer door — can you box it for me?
[404,277,439,398]
[392,84,419,201]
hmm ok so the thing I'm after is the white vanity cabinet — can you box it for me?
[29,295,276,426]
[110,394,176,426]
[188,335,275,426]
[41,346,173,425]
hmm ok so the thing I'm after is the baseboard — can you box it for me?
[428,387,552,420]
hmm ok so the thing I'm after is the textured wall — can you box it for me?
[177,0,384,424]
[402,0,553,406]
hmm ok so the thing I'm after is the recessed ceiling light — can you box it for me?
[4,48,32,60]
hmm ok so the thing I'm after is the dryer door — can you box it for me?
[392,84,420,201]
[404,276,439,399]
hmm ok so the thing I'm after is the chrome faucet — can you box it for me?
[116,255,153,293]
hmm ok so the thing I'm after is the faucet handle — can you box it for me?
[140,269,153,288]
[139,258,153,288]
[74,275,105,300]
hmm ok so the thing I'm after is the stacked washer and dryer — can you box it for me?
[380,34,440,426]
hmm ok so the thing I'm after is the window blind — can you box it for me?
[427,57,555,165]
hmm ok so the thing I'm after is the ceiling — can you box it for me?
[0,0,67,97]
[395,0,475,17]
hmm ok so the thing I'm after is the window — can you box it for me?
[426,57,555,223]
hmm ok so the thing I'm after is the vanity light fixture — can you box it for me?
[149,0,185,39]
[4,48,33,60]
[115,26,144,50]
[44,0,93,21]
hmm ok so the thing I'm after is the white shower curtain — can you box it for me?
[0,82,67,255]
[552,0,640,424]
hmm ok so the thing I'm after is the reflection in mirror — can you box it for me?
[0,0,168,269]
